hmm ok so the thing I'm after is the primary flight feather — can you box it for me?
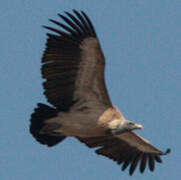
[30,10,170,175]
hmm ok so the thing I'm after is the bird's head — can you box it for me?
[107,119,143,135]
[123,120,143,131]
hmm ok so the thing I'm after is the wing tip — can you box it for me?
[162,148,171,155]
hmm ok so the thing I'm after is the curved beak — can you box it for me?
[135,123,143,130]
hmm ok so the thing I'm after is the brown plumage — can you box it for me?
[30,10,170,175]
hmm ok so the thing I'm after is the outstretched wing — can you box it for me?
[42,10,112,111]
[77,132,170,175]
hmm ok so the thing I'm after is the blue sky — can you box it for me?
[1,0,180,179]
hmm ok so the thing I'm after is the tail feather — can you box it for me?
[30,103,66,147]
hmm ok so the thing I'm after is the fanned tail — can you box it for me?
[30,103,66,147]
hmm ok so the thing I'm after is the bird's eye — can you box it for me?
[128,122,134,125]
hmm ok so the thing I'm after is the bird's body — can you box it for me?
[43,105,107,137]
[40,105,127,137]
[30,10,170,175]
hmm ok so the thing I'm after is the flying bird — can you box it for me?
[30,10,170,175]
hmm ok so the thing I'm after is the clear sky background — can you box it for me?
[1,0,180,180]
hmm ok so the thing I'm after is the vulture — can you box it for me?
[30,10,170,175]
